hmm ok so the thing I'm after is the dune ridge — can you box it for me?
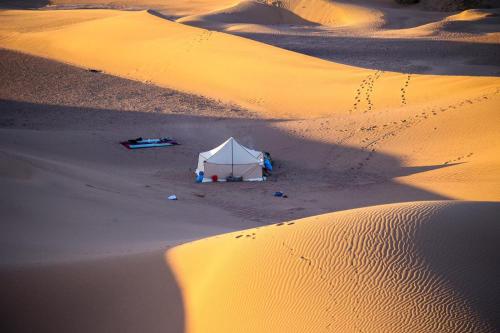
[43,0,236,16]
[177,0,384,28]
[175,0,500,43]
[0,9,498,118]
[176,1,317,28]
[380,8,500,37]
[267,0,385,28]
[167,200,500,333]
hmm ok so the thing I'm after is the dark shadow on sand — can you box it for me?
[416,201,500,331]
[0,251,184,333]
[0,97,453,218]
[0,0,49,9]
[0,48,457,220]
[231,32,500,77]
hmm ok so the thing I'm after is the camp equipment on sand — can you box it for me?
[227,175,243,182]
[120,137,178,149]
[274,191,288,198]
[264,158,273,171]
[196,171,205,183]
[264,152,273,171]
[195,137,265,182]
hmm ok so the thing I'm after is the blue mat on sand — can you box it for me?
[120,137,179,149]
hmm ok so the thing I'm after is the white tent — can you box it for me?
[196,137,264,182]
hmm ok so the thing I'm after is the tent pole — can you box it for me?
[231,139,234,177]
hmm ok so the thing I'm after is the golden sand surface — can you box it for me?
[1,1,499,332]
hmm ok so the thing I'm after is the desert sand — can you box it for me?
[168,201,500,332]
[1,0,499,332]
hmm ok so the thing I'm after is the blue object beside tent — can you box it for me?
[196,171,204,183]
[264,159,273,171]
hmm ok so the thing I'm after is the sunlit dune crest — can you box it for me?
[176,1,317,28]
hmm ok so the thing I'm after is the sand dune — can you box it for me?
[274,0,385,28]
[176,0,487,32]
[0,9,498,118]
[178,0,384,29]
[1,1,499,332]
[177,1,316,29]
[167,201,500,333]
[44,0,236,16]
[381,8,500,37]
[381,87,500,201]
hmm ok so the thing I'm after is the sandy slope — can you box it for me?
[44,0,236,16]
[175,1,499,75]
[177,0,384,28]
[167,201,500,333]
[272,0,386,28]
[175,0,499,36]
[177,1,317,28]
[379,8,500,37]
[0,1,499,332]
[0,49,260,266]
[0,9,498,117]
[1,50,498,266]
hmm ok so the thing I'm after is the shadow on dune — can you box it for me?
[0,0,49,9]
[416,202,500,331]
[0,49,455,222]
[0,98,452,219]
[0,251,185,333]
[394,163,463,177]
[147,9,184,21]
[0,49,469,332]
[231,32,500,76]
[0,99,458,332]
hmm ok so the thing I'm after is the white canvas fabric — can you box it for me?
[196,137,264,182]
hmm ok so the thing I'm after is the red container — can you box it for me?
[211,175,218,182]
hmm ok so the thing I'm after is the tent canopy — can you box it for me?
[196,137,264,182]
